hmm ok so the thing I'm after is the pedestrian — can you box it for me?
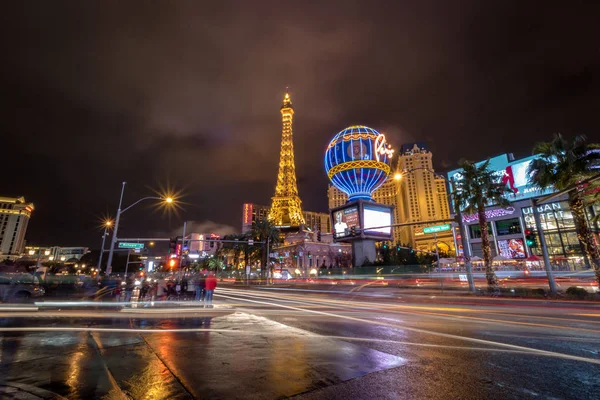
[139,279,149,302]
[195,273,206,302]
[124,274,135,302]
[114,280,122,302]
[204,272,217,307]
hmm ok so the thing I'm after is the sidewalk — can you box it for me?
[0,382,66,400]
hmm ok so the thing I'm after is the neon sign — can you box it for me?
[374,134,394,162]
[324,125,394,202]
[462,207,516,224]
[243,203,253,224]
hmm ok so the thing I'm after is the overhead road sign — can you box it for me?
[118,242,144,249]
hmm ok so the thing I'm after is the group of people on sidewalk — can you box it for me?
[191,271,217,305]
[110,271,218,304]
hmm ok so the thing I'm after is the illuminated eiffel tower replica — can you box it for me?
[268,90,306,227]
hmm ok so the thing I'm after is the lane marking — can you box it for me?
[220,288,600,332]
[216,292,600,365]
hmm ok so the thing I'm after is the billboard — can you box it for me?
[497,239,526,259]
[331,200,393,241]
[448,154,556,203]
[333,205,360,239]
[362,204,392,238]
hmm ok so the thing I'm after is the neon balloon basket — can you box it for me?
[324,125,394,202]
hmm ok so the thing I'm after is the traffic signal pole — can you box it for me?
[178,221,187,282]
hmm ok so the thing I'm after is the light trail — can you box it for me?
[215,292,600,366]
[219,288,600,333]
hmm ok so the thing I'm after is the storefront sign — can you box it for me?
[522,201,569,228]
[462,207,516,224]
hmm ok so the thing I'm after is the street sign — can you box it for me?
[248,239,254,246]
[423,224,451,234]
[118,242,144,249]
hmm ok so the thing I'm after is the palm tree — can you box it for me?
[527,134,600,286]
[453,159,511,289]
[217,234,243,269]
[251,220,281,280]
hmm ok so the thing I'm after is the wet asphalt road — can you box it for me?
[0,287,599,399]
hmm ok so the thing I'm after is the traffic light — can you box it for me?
[525,229,538,248]
[210,240,215,248]
[382,242,388,249]
[317,231,321,242]
[396,244,401,251]
[169,259,177,269]
[307,252,312,258]
[168,237,177,254]
[293,252,298,259]
[350,226,356,236]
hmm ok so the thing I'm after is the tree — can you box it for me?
[527,134,600,287]
[218,234,244,268]
[453,159,511,289]
[251,220,280,280]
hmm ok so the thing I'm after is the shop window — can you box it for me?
[469,223,493,239]
[495,218,521,235]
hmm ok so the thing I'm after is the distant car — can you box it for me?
[0,275,45,303]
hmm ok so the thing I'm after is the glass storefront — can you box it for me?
[521,200,599,270]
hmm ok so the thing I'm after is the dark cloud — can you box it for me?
[2,1,599,246]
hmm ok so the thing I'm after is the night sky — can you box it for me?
[2,1,600,248]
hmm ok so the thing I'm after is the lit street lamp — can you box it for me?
[97,219,113,272]
[103,182,174,277]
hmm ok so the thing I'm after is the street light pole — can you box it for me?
[104,182,126,278]
[97,222,111,272]
[531,198,557,294]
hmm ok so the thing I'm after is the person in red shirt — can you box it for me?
[204,272,217,306]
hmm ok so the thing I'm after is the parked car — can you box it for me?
[0,274,45,303]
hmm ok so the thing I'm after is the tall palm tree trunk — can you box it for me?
[478,205,498,289]
[569,194,600,286]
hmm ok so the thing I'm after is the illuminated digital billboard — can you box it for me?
[497,239,526,259]
[362,204,392,238]
[333,206,359,239]
[331,200,393,241]
[447,154,556,203]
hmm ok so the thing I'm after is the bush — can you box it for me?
[566,286,588,299]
